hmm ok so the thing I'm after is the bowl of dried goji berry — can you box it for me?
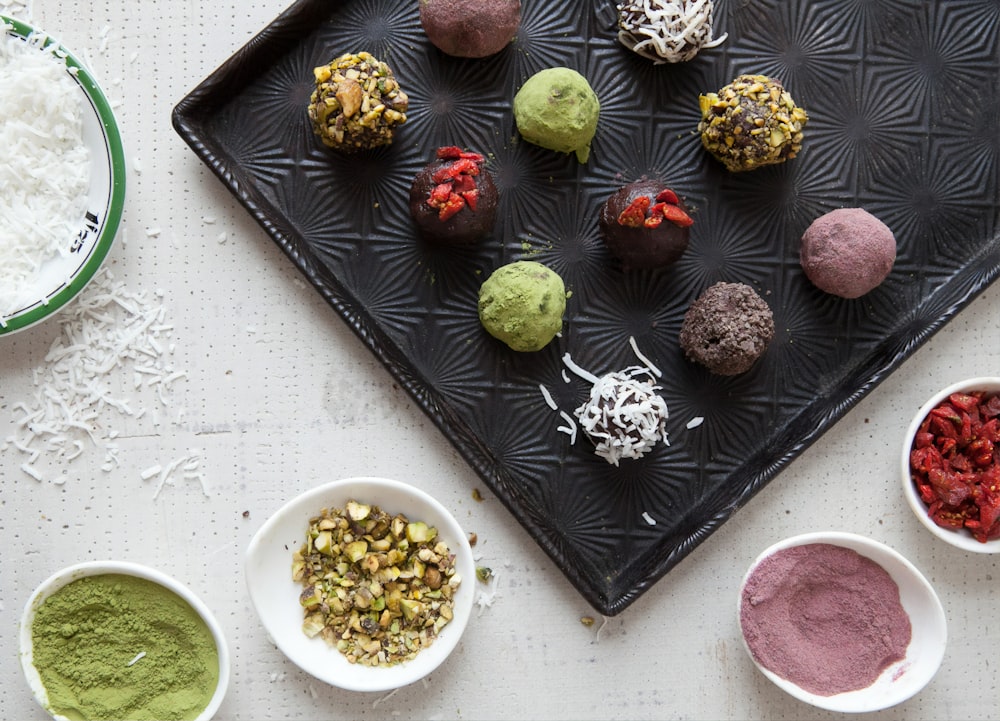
[902,377,1000,552]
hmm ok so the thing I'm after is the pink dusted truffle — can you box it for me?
[799,208,896,298]
[419,0,521,58]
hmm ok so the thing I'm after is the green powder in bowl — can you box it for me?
[21,562,229,721]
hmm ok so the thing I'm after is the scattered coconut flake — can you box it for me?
[538,383,558,411]
[561,369,571,384]
[6,269,189,484]
[372,688,399,708]
[20,463,42,481]
[145,226,161,238]
[140,464,161,481]
[642,511,656,525]
[594,615,610,643]
[202,216,216,224]
[686,416,704,429]
[132,156,142,174]
[216,231,228,244]
[629,335,662,377]
[475,568,500,616]
[126,651,146,666]
[562,352,601,385]
[556,410,578,445]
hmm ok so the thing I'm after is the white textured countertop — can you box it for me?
[1,1,997,719]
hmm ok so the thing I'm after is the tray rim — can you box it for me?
[171,0,1000,615]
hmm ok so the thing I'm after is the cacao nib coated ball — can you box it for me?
[599,180,691,270]
[419,0,521,59]
[679,281,775,375]
[408,154,499,245]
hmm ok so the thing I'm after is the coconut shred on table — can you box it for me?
[0,26,91,317]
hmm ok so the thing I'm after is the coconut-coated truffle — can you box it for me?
[800,208,896,298]
[419,0,521,58]
[679,282,775,375]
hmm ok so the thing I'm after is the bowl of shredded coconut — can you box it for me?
[0,16,125,336]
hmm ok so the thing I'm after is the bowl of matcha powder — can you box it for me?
[19,560,230,721]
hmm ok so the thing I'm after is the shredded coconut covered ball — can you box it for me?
[573,366,669,466]
[616,0,727,64]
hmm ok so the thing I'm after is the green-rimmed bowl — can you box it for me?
[0,16,125,336]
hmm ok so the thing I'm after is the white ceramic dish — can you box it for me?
[737,532,946,713]
[900,376,1000,553]
[245,476,475,692]
[0,16,126,336]
[20,560,230,721]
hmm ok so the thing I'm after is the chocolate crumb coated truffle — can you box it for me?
[478,261,566,352]
[409,146,498,244]
[574,366,669,466]
[420,0,521,58]
[617,0,727,64]
[307,52,409,152]
[698,74,808,172]
[680,282,774,375]
[800,208,896,298]
[599,180,692,270]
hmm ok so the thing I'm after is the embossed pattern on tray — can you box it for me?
[174,0,1000,614]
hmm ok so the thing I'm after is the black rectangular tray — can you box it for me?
[173,0,1000,615]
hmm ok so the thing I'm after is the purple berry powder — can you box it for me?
[740,543,912,696]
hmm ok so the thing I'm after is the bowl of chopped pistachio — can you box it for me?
[245,477,476,692]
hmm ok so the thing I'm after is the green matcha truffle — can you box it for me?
[513,67,599,163]
[478,260,566,352]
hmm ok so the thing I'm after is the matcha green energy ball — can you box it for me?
[478,261,566,352]
[513,67,600,163]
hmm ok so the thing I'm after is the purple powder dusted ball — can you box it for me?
[800,208,896,299]
[419,0,521,58]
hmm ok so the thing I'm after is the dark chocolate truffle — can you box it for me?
[420,0,521,58]
[698,74,808,172]
[409,147,498,245]
[679,282,774,375]
[599,180,692,270]
[800,208,896,298]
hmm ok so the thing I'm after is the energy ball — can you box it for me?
[409,146,499,245]
[307,52,409,152]
[513,67,600,164]
[698,74,808,172]
[599,180,693,270]
[574,366,669,466]
[617,0,727,64]
[680,282,774,375]
[800,208,896,298]
[419,0,521,58]
[478,261,566,352]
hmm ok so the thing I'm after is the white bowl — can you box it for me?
[245,477,475,692]
[738,532,946,713]
[900,377,1000,553]
[0,17,126,336]
[20,560,230,721]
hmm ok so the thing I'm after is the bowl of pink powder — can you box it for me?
[738,532,946,712]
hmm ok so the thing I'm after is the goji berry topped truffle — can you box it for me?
[419,0,521,58]
[409,146,499,245]
[679,282,774,375]
[307,52,409,152]
[617,0,727,64]
[800,208,896,298]
[478,261,566,352]
[599,180,692,270]
[698,74,807,172]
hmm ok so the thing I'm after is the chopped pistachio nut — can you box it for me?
[475,566,493,583]
[697,74,808,172]
[307,52,409,152]
[292,500,460,667]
